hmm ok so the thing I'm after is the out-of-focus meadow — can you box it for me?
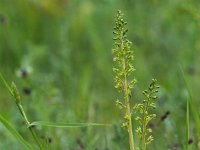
[0,0,200,149]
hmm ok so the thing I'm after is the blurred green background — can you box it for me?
[0,0,200,149]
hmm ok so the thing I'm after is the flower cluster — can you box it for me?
[133,79,159,148]
[112,10,136,94]
[112,10,136,150]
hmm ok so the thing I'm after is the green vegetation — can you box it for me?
[0,0,200,149]
[112,10,159,150]
[0,73,109,149]
[134,79,159,150]
[112,10,136,150]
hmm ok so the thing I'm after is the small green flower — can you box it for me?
[112,10,136,150]
[112,11,159,150]
[133,79,159,150]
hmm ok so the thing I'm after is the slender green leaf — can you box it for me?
[186,97,189,150]
[179,64,196,150]
[28,121,111,128]
[179,65,200,129]
[0,73,13,96]
[0,115,33,150]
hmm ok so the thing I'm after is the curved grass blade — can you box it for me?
[0,115,33,150]
[0,73,13,96]
[28,121,111,128]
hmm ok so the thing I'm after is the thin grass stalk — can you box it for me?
[29,127,43,150]
[186,98,189,150]
[16,103,43,149]
[0,75,44,150]
[179,64,200,149]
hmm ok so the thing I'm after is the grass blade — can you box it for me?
[28,121,111,128]
[186,97,189,150]
[179,65,200,128]
[179,64,197,150]
[0,73,13,96]
[0,115,33,150]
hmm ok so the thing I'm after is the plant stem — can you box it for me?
[16,103,43,150]
[29,127,43,150]
[124,76,135,150]
[121,38,135,150]
[186,98,189,150]
[125,97,135,150]
[142,99,150,150]
[142,109,146,150]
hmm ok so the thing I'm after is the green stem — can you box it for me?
[126,97,135,150]
[121,36,135,150]
[18,104,30,125]
[142,98,150,150]
[142,111,146,150]
[124,72,135,150]
[186,98,189,150]
[16,103,43,150]
[29,127,43,150]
